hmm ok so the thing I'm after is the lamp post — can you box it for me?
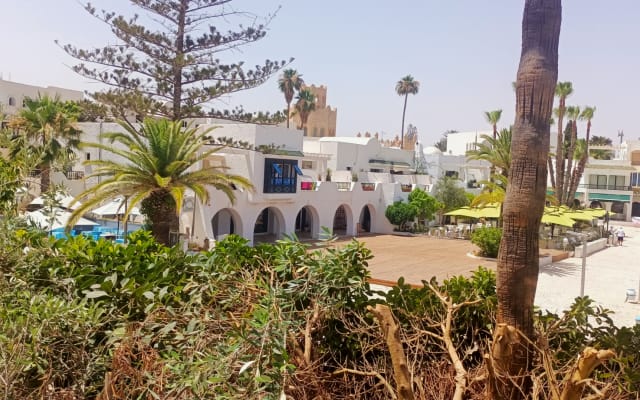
[567,231,588,297]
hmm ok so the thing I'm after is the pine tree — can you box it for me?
[59,1,291,122]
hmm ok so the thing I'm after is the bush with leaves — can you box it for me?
[470,227,502,257]
[385,200,417,231]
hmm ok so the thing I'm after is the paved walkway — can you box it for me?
[336,227,640,328]
[535,222,640,327]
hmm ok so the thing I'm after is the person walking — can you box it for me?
[616,227,625,246]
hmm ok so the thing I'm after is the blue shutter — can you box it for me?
[294,164,303,176]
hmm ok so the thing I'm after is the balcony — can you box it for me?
[65,171,85,180]
[300,181,317,191]
[400,184,413,192]
[361,182,376,191]
[579,184,631,191]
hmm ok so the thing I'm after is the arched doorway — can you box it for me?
[589,201,603,209]
[295,206,319,239]
[211,208,242,241]
[253,207,285,244]
[610,201,625,220]
[332,204,353,236]
[358,204,373,234]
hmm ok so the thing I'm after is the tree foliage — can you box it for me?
[59,0,291,122]
[68,118,252,244]
[385,201,417,231]
[8,95,82,193]
[407,188,442,225]
[433,176,470,212]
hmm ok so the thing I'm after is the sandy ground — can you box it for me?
[338,227,640,328]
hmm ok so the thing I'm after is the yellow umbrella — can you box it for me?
[562,211,595,222]
[445,207,481,218]
[476,204,501,219]
[541,213,575,227]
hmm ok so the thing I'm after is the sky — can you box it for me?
[1,1,639,147]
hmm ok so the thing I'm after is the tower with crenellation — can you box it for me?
[289,84,337,137]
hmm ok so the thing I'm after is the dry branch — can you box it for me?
[560,347,616,400]
[367,304,415,400]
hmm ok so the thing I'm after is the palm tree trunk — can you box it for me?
[40,163,50,194]
[400,94,408,149]
[286,102,291,128]
[547,156,556,189]
[555,104,565,200]
[563,120,577,205]
[567,120,591,205]
[491,1,560,398]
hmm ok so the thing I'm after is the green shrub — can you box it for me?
[385,201,417,231]
[471,227,502,257]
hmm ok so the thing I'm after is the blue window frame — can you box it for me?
[294,164,303,176]
[264,159,297,193]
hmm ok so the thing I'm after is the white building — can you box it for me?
[0,79,84,116]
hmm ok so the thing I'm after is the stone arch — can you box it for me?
[253,206,286,244]
[610,201,625,218]
[211,208,243,241]
[357,204,375,234]
[332,204,353,236]
[294,205,320,239]
[589,201,603,209]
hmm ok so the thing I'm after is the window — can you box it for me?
[589,175,607,188]
[369,168,383,173]
[445,170,459,179]
[181,120,188,128]
[263,158,297,193]
[86,153,91,161]
[631,172,640,187]
[8,97,15,106]
[301,160,313,169]
[608,175,626,190]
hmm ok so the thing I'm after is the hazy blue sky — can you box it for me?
[1,1,638,146]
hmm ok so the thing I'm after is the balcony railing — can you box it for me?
[300,181,317,191]
[336,182,351,191]
[400,184,413,192]
[29,169,41,177]
[65,171,85,180]
[579,184,631,191]
[361,182,375,191]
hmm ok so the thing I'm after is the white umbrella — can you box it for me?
[29,194,81,210]
[92,197,141,217]
[25,208,99,231]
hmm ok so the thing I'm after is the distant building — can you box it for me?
[0,79,84,115]
[289,85,337,137]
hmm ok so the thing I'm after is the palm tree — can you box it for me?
[466,127,512,177]
[562,105,580,205]
[491,1,561,397]
[278,69,304,128]
[566,106,596,203]
[484,109,503,140]
[8,95,81,193]
[395,75,420,149]
[294,89,316,133]
[68,119,252,245]
[589,134,612,160]
[553,81,573,199]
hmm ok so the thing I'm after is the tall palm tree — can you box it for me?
[68,119,252,245]
[294,89,316,133]
[562,105,580,205]
[484,109,503,140]
[395,75,420,149]
[278,69,304,128]
[553,81,573,199]
[566,106,596,203]
[466,127,512,177]
[491,1,561,397]
[9,95,81,193]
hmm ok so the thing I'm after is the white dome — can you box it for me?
[423,146,442,155]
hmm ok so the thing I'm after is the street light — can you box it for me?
[566,231,588,297]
